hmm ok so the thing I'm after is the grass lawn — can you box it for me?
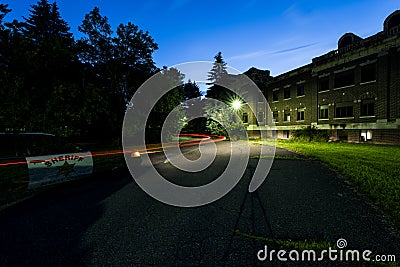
[275,140,400,228]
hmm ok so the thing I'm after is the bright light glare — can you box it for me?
[231,99,242,110]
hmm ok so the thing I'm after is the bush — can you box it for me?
[292,126,329,142]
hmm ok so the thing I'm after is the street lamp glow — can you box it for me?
[231,99,242,110]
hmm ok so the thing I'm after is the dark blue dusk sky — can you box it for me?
[3,0,399,76]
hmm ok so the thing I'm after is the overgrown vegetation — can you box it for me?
[276,140,400,227]
[292,126,329,142]
[234,230,332,250]
[0,1,201,144]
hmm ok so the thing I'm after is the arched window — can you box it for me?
[384,10,400,36]
[338,33,362,49]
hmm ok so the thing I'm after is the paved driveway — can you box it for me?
[0,141,398,266]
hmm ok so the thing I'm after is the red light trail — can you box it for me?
[0,134,226,167]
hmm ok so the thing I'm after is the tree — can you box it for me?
[77,7,159,107]
[1,1,76,132]
[205,52,234,102]
[21,0,75,83]
[0,4,30,131]
[0,4,11,71]
[150,66,185,115]
[114,22,158,72]
[0,4,11,28]
[183,79,201,100]
[77,7,159,141]
[18,0,76,131]
[203,52,247,138]
[113,22,158,104]
[207,51,227,84]
[0,2,160,143]
[77,6,112,66]
[204,102,246,140]
[22,0,73,45]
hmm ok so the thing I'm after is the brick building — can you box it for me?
[243,10,400,144]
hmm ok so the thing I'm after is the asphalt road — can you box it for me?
[0,141,399,266]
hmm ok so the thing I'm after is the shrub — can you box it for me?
[292,126,329,142]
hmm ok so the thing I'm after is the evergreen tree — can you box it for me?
[18,0,76,132]
[183,79,201,100]
[207,51,227,84]
[0,4,11,28]
[1,1,160,142]
[205,51,234,102]
[22,0,73,45]
[20,0,75,85]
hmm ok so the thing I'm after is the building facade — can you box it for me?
[244,10,400,144]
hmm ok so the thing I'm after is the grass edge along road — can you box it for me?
[261,139,400,231]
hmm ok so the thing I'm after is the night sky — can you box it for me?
[5,0,399,75]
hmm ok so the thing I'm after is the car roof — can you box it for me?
[0,132,55,136]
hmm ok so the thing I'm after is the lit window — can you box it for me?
[319,105,329,119]
[283,130,290,139]
[360,130,372,141]
[283,110,290,122]
[297,108,305,121]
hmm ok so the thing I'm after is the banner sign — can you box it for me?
[26,152,93,189]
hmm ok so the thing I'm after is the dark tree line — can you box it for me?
[0,1,201,144]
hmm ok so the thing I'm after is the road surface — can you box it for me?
[0,141,399,266]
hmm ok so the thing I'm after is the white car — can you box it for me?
[0,132,93,189]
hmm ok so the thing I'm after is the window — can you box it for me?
[335,105,353,118]
[272,91,279,102]
[297,85,305,96]
[338,130,348,141]
[297,108,305,121]
[361,63,376,83]
[0,134,17,158]
[386,12,400,35]
[283,130,289,139]
[272,111,279,122]
[360,130,372,141]
[319,105,329,119]
[257,112,264,123]
[283,110,290,122]
[284,87,291,99]
[318,77,329,92]
[18,134,80,157]
[360,101,374,116]
[334,69,355,88]
[389,25,400,35]
[242,112,248,123]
